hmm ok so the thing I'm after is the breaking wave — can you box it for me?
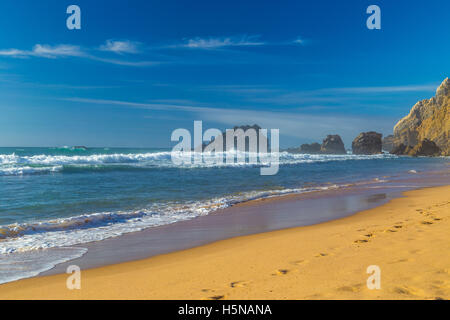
[0,183,348,254]
[0,151,397,176]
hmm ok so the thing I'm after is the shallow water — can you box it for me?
[0,147,448,283]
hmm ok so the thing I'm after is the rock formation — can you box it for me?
[390,139,441,156]
[407,139,441,156]
[203,124,268,152]
[393,78,449,156]
[286,142,321,154]
[390,143,407,155]
[382,135,395,152]
[299,143,321,154]
[352,132,382,155]
[320,135,346,154]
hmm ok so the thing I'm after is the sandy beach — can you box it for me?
[0,184,448,300]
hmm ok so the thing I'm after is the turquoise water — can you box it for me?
[0,147,448,255]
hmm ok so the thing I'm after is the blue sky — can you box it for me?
[0,0,448,148]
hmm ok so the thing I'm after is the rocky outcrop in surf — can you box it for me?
[286,142,321,154]
[320,135,346,154]
[352,132,382,155]
[203,124,268,152]
[287,135,346,154]
[392,77,449,156]
[299,143,321,154]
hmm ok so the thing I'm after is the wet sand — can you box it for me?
[38,171,450,275]
[1,184,449,299]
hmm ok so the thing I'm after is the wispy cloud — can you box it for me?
[200,84,281,95]
[89,57,161,67]
[0,43,159,67]
[245,83,438,106]
[99,40,141,54]
[322,84,438,94]
[0,44,84,58]
[61,97,204,112]
[61,96,396,145]
[292,37,306,45]
[0,35,308,67]
[167,35,308,50]
[173,35,266,49]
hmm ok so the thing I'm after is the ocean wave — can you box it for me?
[0,152,171,166]
[0,247,87,284]
[0,165,63,176]
[0,151,398,176]
[0,183,351,254]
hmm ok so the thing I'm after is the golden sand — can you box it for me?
[1,185,449,300]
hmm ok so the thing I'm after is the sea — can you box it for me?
[0,146,448,283]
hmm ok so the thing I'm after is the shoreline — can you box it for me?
[1,183,449,299]
[39,171,446,277]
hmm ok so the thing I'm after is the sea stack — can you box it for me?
[352,132,382,155]
[203,124,268,152]
[299,143,321,154]
[320,135,346,154]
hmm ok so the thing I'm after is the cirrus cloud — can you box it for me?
[99,40,141,54]
[0,44,84,58]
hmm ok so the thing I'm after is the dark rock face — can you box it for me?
[390,143,408,155]
[299,143,321,154]
[352,131,382,155]
[286,142,327,154]
[382,135,395,152]
[203,124,268,152]
[320,135,346,154]
[390,139,441,156]
[407,139,441,156]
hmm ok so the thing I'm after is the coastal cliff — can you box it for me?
[393,78,449,156]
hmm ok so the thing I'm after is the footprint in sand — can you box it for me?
[272,269,290,276]
[421,221,434,225]
[436,269,450,275]
[315,253,329,257]
[337,283,363,293]
[354,239,369,244]
[388,258,413,264]
[209,295,225,300]
[392,286,423,297]
[230,281,251,288]
[290,259,308,266]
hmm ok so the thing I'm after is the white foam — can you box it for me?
[0,151,399,176]
[0,184,350,254]
[0,165,62,176]
[0,247,87,284]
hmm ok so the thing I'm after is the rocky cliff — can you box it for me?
[393,78,449,155]
[382,135,395,152]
